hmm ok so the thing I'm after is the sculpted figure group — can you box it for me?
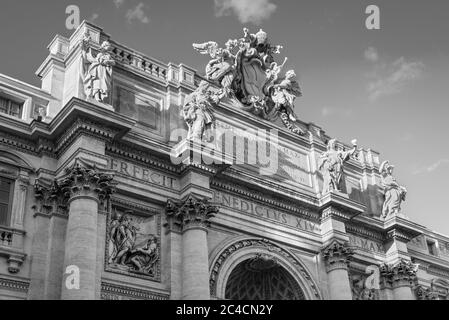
[108,213,159,277]
[186,28,304,141]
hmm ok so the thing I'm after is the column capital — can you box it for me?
[165,194,219,232]
[33,179,69,216]
[380,259,419,289]
[59,158,117,204]
[415,285,439,300]
[322,240,353,272]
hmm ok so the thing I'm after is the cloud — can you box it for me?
[89,13,99,22]
[214,0,277,25]
[365,49,425,101]
[321,107,353,118]
[413,159,449,175]
[113,0,125,8]
[364,47,379,63]
[126,3,150,24]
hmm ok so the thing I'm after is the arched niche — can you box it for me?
[209,236,322,300]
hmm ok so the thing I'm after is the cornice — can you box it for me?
[106,142,180,175]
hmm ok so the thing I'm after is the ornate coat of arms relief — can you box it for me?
[185,28,305,141]
[105,203,161,281]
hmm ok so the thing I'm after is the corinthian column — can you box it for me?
[60,160,116,300]
[380,259,418,300]
[166,194,218,300]
[322,240,353,300]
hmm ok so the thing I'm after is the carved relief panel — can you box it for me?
[105,200,161,281]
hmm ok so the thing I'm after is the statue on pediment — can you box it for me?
[192,28,307,136]
[318,139,358,194]
[379,161,407,219]
[81,33,115,103]
[182,81,218,141]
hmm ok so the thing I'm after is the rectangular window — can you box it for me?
[0,96,23,119]
[427,241,437,256]
[0,177,13,226]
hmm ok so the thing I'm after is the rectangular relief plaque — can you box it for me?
[105,201,162,281]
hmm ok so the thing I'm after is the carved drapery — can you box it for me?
[165,194,218,232]
[322,241,353,272]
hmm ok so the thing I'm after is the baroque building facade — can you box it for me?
[0,21,448,300]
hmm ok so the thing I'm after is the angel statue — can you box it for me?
[270,70,302,122]
[182,81,218,142]
[318,139,358,194]
[379,161,407,219]
[193,41,237,99]
[81,37,116,103]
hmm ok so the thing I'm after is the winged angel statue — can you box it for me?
[185,28,306,140]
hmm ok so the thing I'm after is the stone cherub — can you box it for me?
[379,160,407,219]
[182,81,218,142]
[81,33,115,103]
[318,139,358,194]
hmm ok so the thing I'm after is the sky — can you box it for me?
[0,0,448,235]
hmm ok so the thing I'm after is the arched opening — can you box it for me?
[224,254,306,300]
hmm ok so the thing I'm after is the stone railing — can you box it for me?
[110,42,168,82]
[0,227,13,247]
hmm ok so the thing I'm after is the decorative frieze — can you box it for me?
[379,259,419,289]
[100,282,169,300]
[322,241,353,272]
[165,194,219,232]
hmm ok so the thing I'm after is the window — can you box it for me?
[0,96,23,118]
[427,240,438,256]
[0,177,13,226]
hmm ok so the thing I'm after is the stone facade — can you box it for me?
[0,21,448,300]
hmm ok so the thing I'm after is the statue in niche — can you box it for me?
[192,28,306,137]
[318,139,358,194]
[81,33,115,103]
[182,80,218,142]
[379,161,407,219]
[107,212,159,277]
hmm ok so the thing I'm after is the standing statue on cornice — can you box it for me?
[379,161,407,219]
[318,139,358,194]
[81,33,115,103]
[182,81,219,142]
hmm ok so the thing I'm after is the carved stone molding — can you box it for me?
[100,282,169,300]
[380,259,419,289]
[59,159,117,204]
[322,240,353,272]
[0,277,29,293]
[209,238,321,299]
[165,194,218,232]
